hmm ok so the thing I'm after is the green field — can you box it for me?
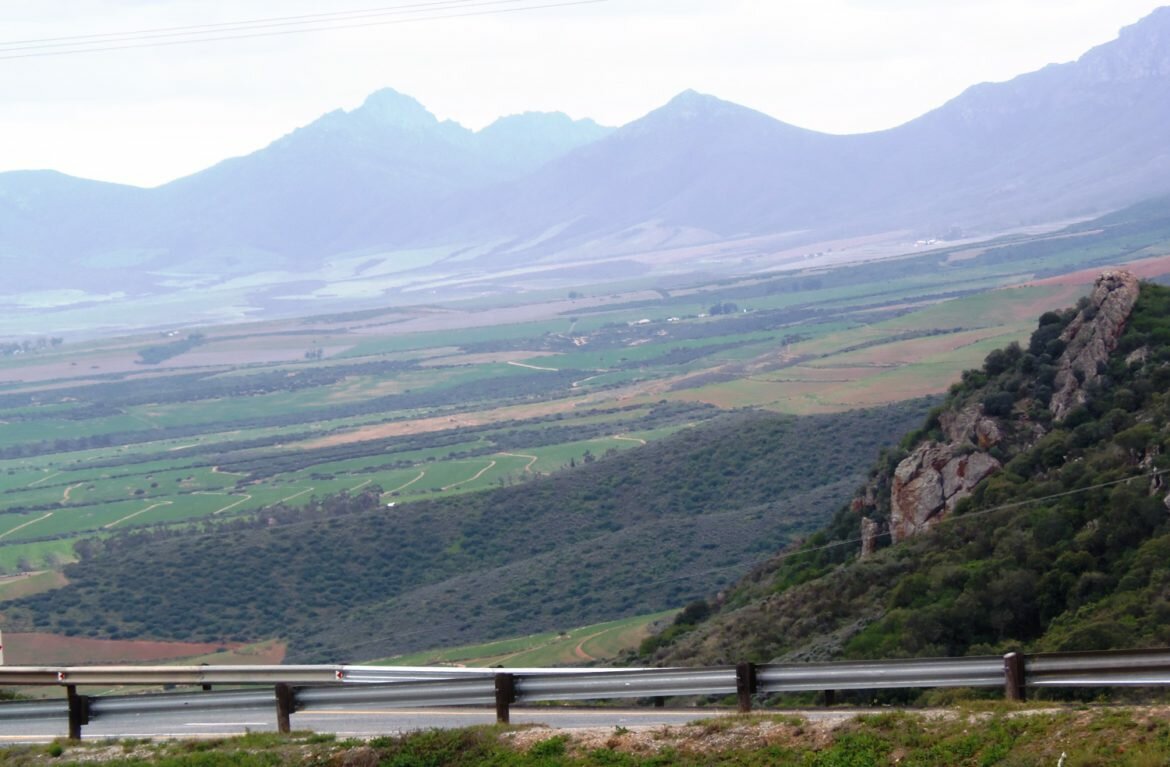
[377,610,677,667]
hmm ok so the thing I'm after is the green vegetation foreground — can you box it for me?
[5,707,1170,766]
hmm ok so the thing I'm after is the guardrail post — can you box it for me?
[1004,652,1026,701]
[823,689,836,706]
[494,673,516,724]
[274,683,296,734]
[736,662,757,713]
[66,684,89,740]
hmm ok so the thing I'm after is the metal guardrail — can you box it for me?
[757,656,1005,693]
[0,663,641,687]
[1027,648,1170,687]
[90,689,276,716]
[1,647,1167,740]
[521,667,738,701]
[298,676,498,710]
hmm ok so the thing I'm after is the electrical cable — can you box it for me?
[0,0,609,60]
[0,0,528,49]
[317,467,1170,658]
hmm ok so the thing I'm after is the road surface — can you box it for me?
[0,705,860,743]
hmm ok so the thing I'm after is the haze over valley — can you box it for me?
[3,7,1170,336]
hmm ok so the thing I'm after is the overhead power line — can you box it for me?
[307,467,1170,659]
[0,0,608,60]
[1,0,526,48]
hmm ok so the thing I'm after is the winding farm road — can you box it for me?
[441,461,496,491]
[278,487,315,503]
[26,472,61,487]
[498,452,539,472]
[61,483,84,502]
[506,361,559,372]
[385,471,426,495]
[0,512,52,541]
[104,501,173,529]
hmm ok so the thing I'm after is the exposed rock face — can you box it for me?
[859,517,882,558]
[1050,270,1141,421]
[889,443,1001,542]
[939,404,1003,449]
[856,270,1142,547]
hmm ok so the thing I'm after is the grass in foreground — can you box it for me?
[5,706,1170,765]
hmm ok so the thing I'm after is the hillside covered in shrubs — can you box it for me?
[652,273,1170,665]
[4,399,930,661]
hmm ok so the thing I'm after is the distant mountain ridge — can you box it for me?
[2,7,1169,327]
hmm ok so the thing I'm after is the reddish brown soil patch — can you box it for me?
[215,639,286,665]
[299,385,665,450]
[1027,254,1170,287]
[1,633,246,665]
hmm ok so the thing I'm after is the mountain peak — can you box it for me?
[480,111,587,134]
[625,90,766,129]
[664,89,729,113]
[1076,5,1170,82]
[352,88,439,130]
[474,111,612,173]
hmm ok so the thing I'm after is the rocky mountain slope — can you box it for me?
[651,272,1170,665]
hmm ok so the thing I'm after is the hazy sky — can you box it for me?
[3,0,1166,188]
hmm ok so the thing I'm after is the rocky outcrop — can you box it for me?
[1050,270,1141,421]
[859,517,882,558]
[857,270,1141,547]
[889,443,1001,542]
[939,404,1004,449]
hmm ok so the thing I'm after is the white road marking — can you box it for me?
[183,722,269,727]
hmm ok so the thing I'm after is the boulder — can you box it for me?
[890,442,1001,542]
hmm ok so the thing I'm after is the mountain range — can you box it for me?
[2,7,1170,332]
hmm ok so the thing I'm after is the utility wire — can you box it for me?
[0,0,529,51]
[313,467,1170,659]
[0,0,608,60]
[730,466,1170,570]
[0,0,525,48]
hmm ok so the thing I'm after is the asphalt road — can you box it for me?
[0,706,777,744]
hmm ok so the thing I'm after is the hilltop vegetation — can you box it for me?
[652,277,1170,665]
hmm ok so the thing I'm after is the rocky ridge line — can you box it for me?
[858,270,1141,547]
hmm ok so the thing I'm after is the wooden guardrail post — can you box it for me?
[66,684,89,740]
[736,662,757,713]
[274,683,296,734]
[494,673,516,724]
[1003,652,1026,701]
